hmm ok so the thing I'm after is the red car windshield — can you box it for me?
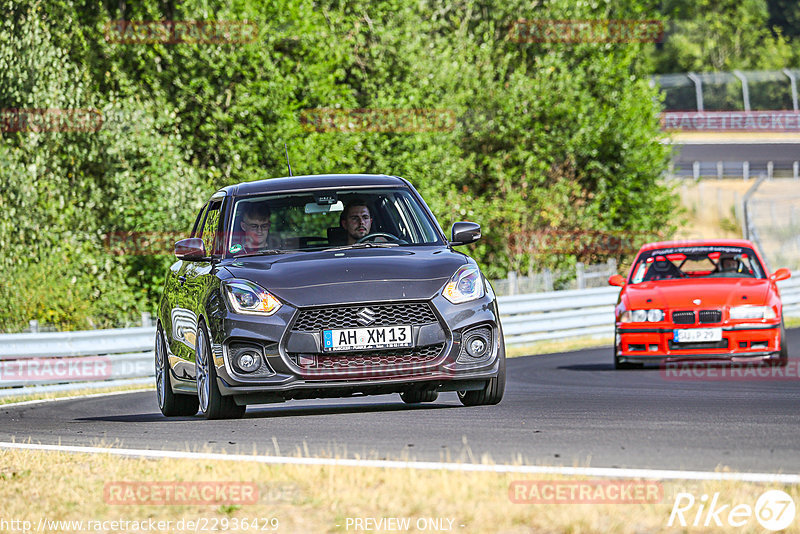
[629,245,766,283]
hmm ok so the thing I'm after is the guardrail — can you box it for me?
[0,273,798,396]
[0,327,155,397]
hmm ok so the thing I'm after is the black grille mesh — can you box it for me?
[292,303,437,331]
[698,310,722,324]
[672,310,696,324]
[289,343,445,370]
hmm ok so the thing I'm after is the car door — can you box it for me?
[161,201,208,380]
[176,193,227,378]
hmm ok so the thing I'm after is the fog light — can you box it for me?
[236,350,261,373]
[466,336,489,357]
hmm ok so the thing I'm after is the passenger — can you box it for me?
[239,201,271,252]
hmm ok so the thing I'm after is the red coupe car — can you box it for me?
[609,239,791,369]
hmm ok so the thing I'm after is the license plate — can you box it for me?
[673,328,723,343]
[322,325,413,352]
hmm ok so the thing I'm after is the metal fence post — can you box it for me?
[693,161,700,180]
[768,161,773,180]
[141,312,152,327]
[29,320,39,333]
[576,262,585,289]
[717,161,723,179]
[794,161,799,180]
[784,69,799,111]
[733,70,751,111]
[508,271,517,296]
[687,72,704,111]
[743,161,749,181]
[742,174,767,240]
[607,258,617,276]
[543,268,553,292]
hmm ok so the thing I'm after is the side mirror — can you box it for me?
[770,268,791,282]
[175,238,206,260]
[608,274,626,287]
[450,222,481,246]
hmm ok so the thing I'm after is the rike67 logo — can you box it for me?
[668,490,796,531]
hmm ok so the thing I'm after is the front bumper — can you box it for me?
[205,294,503,403]
[616,322,782,364]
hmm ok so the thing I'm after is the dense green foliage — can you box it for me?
[650,0,800,73]
[12,0,775,332]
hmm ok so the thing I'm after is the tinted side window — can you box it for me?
[191,203,208,238]
[199,201,223,256]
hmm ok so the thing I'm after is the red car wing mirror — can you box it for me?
[770,268,791,282]
[608,274,626,287]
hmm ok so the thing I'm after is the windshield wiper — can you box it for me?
[324,242,400,252]
[232,249,289,258]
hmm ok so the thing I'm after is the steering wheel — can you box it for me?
[355,232,403,244]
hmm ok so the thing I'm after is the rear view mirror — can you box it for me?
[770,268,791,282]
[175,238,206,260]
[450,222,481,246]
[305,201,344,214]
[608,274,626,287]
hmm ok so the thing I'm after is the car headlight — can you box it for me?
[729,305,776,320]
[443,265,485,304]
[620,309,664,323]
[222,280,282,316]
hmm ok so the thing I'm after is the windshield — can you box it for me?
[629,245,766,283]
[225,187,443,256]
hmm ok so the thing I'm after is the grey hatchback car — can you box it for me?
[156,174,505,419]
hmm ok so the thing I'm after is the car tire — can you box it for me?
[400,390,439,404]
[774,320,789,367]
[196,320,246,420]
[155,324,199,417]
[458,338,506,406]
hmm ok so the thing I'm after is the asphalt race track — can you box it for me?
[3,328,800,474]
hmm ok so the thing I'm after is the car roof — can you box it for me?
[639,239,757,252]
[220,174,409,196]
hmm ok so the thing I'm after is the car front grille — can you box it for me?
[288,343,445,370]
[291,302,438,331]
[672,310,696,324]
[698,310,722,324]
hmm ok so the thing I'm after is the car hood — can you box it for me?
[221,247,468,307]
[623,278,771,310]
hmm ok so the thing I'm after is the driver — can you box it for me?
[340,200,373,244]
[718,256,739,273]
